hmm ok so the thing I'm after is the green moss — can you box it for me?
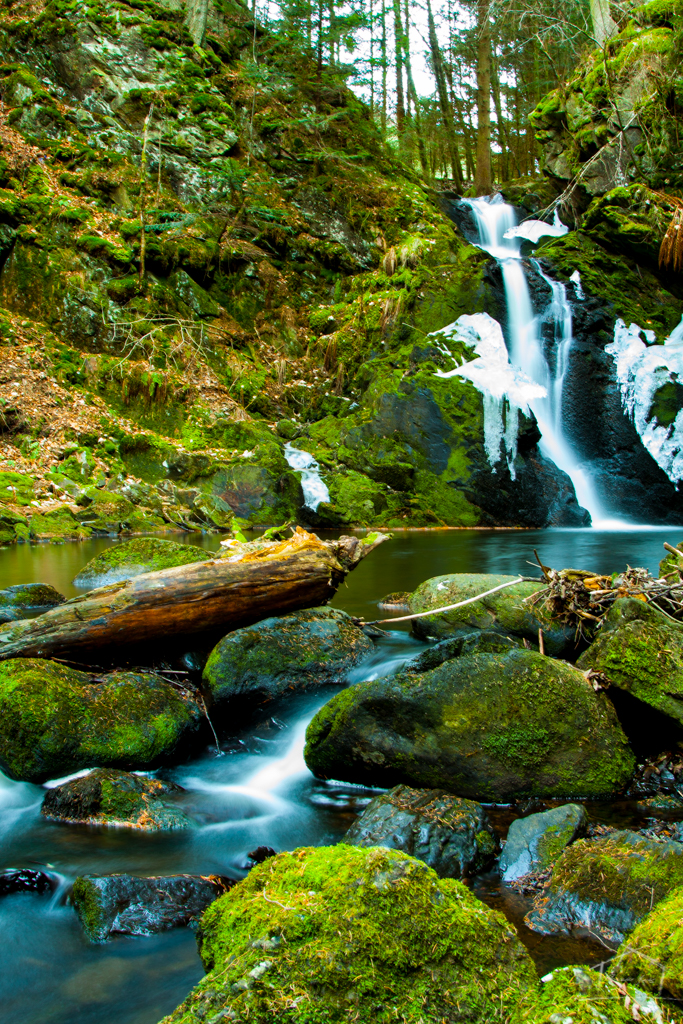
[29,506,92,543]
[612,885,683,997]
[73,537,210,585]
[515,965,667,1024]
[0,472,35,506]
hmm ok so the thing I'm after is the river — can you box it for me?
[0,526,680,1023]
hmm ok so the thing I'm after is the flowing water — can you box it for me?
[1,527,681,1022]
[283,444,330,511]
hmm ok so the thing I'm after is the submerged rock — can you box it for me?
[407,573,577,656]
[41,768,194,830]
[515,965,668,1024]
[0,658,204,783]
[500,803,587,881]
[73,537,211,587]
[203,607,373,717]
[304,648,634,801]
[344,784,495,877]
[525,829,683,944]
[612,885,683,998]
[162,845,536,1023]
[72,873,235,942]
[0,869,54,897]
[0,583,65,623]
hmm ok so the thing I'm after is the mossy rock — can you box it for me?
[203,607,374,717]
[0,658,204,783]
[525,830,683,944]
[28,506,91,543]
[407,574,578,657]
[75,487,137,534]
[0,583,65,622]
[577,597,683,727]
[499,803,588,882]
[0,472,35,506]
[73,538,211,587]
[41,767,194,830]
[304,648,634,801]
[162,844,536,1024]
[59,448,96,483]
[514,965,668,1024]
[611,885,683,997]
[0,507,28,545]
[659,540,683,578]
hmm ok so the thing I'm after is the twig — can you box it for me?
[538,628,545,656]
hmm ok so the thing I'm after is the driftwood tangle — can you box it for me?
[0,529,388,661]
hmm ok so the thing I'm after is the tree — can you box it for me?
[474,0,492,193]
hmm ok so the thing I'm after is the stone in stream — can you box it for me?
[304,648,634,801]
[203,607,373,717]
[525,829,683,944]
[41,768,194,830]
[611,885,683,999]
[72,537,211,587]
[0,869,54,897]
[578,597,683,727]
[72,873,236,942]
[403,630,522,673]
[0,583,65,623]
[407,573,579,656]
[514,965,668,1024]
[499,803,588,882]
[343,784,495,878]
[0,658,204,783]
[160,845,536,1024]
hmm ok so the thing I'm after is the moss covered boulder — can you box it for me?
[41,768,194,830]
[578,598,683,726]
[203,607,373,717]
[161,845,536,1024]
[612,885,683,998]
[407,574,578,657]
[28,506,91,543]
[73,538,211,587]
[500,804,587,882]
[343,785,495,878]
[304,648,634,801]
[0,583,65,623]
[0,659,204,783]
[525,830,683,944]
[514,965,667,1024]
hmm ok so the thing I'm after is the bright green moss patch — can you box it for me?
[514,965,667,1024]
[612,885,683,997]
[73,537,211,586]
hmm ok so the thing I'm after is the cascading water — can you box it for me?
[461,195,611,526]
[284,444,330,511]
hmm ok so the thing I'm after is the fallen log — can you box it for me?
[0,528,389,662]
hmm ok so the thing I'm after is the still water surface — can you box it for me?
[0,527,678,1023]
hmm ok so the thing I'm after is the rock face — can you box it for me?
[578,598,683,726]
[406,573,578,656]
[0,583,65,623]
[525,830,683,944]
[0,658,204,783]
[73,538,211,587]
[72,874,234,942]
[514,965,668,1024]
[203,607,373,715]
[304,648,634,801]
[612,885,683,998]
[499,804,587,882]
[344,785,495,878]
[41,768,194,830]
[162,845,536,1024]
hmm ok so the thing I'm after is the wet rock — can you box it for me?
[407,573,578,656]
[27,506,91,543]
[0,658,204,783]
[516,965,668,1024]
[500,804,588,881]
[162,845,536,1023]
[611,885,683,998]
[403,630,522,673]
[203,607,373,717]
[377,591,411,611]
[72,537,211,587]
[41,768,194,830]
[525,829,683,944]
[0,869,54,896]
[344,784,495,878]
[637,793,683,815]
[0,583,65,623]
[304,648,634,801]
[245,846,277,867]
[72,873,236,942]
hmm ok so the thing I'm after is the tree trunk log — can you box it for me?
[0,530,389,662]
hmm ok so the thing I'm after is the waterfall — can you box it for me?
[284,444,330,511]
[461,195,609,526]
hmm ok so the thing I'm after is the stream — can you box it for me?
[1,526,681,1023]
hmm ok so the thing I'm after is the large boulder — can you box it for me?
[514,965,668,1024]
[525,830,683,944]
[73,537,211,587]
[41,768,194,830]
[499,803,587,881]
[343,784,495,878]
[72,873,235,942]
[578,598,683,727]
[0,583,65,623]
[0,658,204,782]
[612,885,683,998]
[161,845,536,1024]
[203,607,373,717]
[304,648,634,801]
[407,573,577,656]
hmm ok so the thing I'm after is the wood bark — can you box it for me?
[589,0,618,47]
[0,531,389,662]
[185,0,209,47]
[426,0,462,189]
[474,0,492,196]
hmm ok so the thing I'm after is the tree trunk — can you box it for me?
[474,0,492,195]
[185,0,210,46]
[402,0,428,176]
[0,531,389,662]
[590,0,618,47]
[426,0,462,189]
[392,0,406,137]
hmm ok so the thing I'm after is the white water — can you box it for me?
[461,195,610,525]
[284,444,330,511]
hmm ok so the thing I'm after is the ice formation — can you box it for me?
[569,270,585,300]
